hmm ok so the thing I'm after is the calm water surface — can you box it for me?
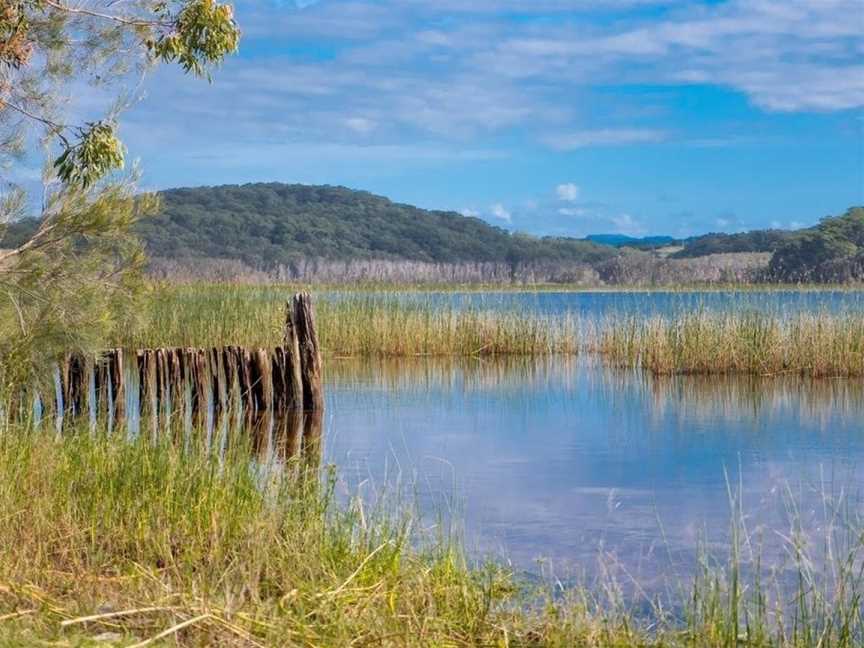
[328,289,864,318]
[320,291,864,588]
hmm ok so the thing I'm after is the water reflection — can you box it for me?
[243,409,323,471]
[337,290,864,318]
[324,356,864,592]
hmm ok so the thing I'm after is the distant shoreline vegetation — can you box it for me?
[123,286,864,378]
[2,183,861,286]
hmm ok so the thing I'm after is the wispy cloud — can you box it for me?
[113,0,860,237]
[135,0,862,155]
[490,203,512,223]
[556,183,580,201]
[544,130,667,150]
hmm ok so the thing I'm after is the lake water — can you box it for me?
[320,291,864,594]
[329,289,864,318]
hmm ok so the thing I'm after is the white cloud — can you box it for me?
[128,0,863,159]
[556,182,580,201]
[118,0,862,196]
[460,208,480,217]
[543,129,667,151]
[490,203,512,223]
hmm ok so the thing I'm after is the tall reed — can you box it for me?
[118,284,579,356]
[592,311,864,376]
[115,284,864,375]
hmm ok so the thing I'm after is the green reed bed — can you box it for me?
[119,284,579,356]
[591,311,864,377]
[0,428,862,647]
[116,284,864,374]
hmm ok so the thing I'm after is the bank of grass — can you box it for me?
[593,312,864,376]
[0,430,622,646]
[0,429,862,647]
[117,284,864,375]
[119,284,579,356]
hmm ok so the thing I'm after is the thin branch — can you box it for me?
[0,100,67,140]
[5,291,27,334]
[42,0,171,28]
[0,222,60,264]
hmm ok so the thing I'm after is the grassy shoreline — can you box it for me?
[119,285,581,355]
[1,430,861,647]
[118,284,864,377]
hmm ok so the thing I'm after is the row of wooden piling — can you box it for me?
[53,293,324,426]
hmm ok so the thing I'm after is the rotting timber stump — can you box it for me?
[292,292,324,412]
[44,293,324,426]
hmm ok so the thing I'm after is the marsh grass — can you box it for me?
[0,429,862,646]
[0,428,630,646]
[591,312,864,377]
[119,284,580,356]
[120,284,864,376]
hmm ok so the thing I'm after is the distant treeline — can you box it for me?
[768,207,864,282]
[149,252,770,286]
[141,183,617,271]
[672,230,792,258]
[2,182,862,284]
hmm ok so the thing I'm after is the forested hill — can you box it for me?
[2,182,861,283]
[671,207,864,281]
[138,183,616,268]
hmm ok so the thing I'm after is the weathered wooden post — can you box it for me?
[61,352,90,420]
[283,300,305,411]
[236,347,253,412]
[190,348,210,429]
[138,349,158,437]
[209,347,225,418]
[41,293,324,432]
[108,349,126,423]
[292,292,324,412]
[94,356,109,420]
[252,348,273,412]
[222,346,238,409]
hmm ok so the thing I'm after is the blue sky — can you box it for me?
[122,0,864,237]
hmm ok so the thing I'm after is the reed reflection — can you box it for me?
[327,356,864,427]
[323,354,864,582]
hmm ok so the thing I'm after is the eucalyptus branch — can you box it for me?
[42,0,171,28]
[0,221,60,264]
[0,99,68,142]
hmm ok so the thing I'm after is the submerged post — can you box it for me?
[291,292,324,411]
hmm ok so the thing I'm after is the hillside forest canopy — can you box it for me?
[2,182,862,284]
